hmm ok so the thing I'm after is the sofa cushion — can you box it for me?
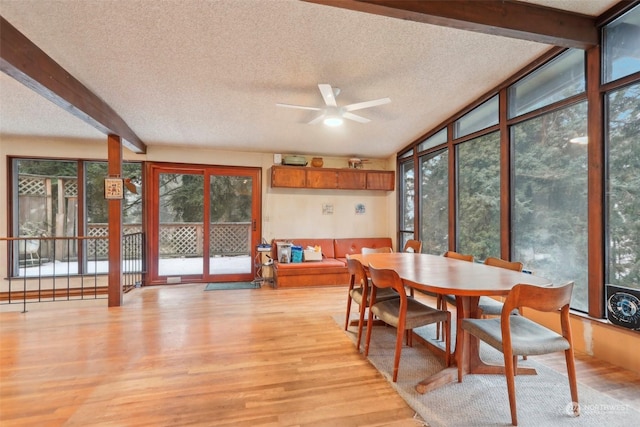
[333,237,393,259]
[276,258,346,270]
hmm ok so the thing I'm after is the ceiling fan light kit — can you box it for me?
[277,84,390,126]
[323,116,343,127]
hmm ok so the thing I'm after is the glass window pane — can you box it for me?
[512,102,588,311]
[607,83,640,291]
[456,132,500,259]
[158,173,204,276]
[399,149,413,159]
[509,49,585,118]
[14,159,78,277]
[209,174,253,275]
[85,162,142,274]
[419,149,449,255]
[399,232,414,253]
[603,6,640,83]
[399,160,414,232]
[454,95,499,139]
[418,128,447,152]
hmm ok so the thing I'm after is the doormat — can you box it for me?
[204,282,258,291]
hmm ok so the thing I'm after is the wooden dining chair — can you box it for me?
[459,282,578,426]
[443,250,474,262]
[402,239,422,253]
[402,240,422,296]
[365,264,451,382]
[436,251,475,339]
[344,257,399,351]
[362,246,414,298]
[478,257,524,317]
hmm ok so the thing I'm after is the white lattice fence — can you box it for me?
[87,225,109,257]
[85,223,249,258]
[210,222,251,255]
[86,224,143,258]
[160,224,200,257]
[18,176,47,196]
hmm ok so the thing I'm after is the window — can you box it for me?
[419,149,449,255]
[398,149,413,159]
[456,132,501,259]
[606,82,640,291]
[418,128,447,153]
[512,102,588,311]
[86,162,142,273]
[508,49,585,118]
[158,172,204,276]
[14,159,78,276]
[455,95,499,138]
[603,6,640,83]
[399,4,640,317]
[12,158,142,277]
[399,158,415,249]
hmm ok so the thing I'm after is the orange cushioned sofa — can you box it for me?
[271,237,392,288]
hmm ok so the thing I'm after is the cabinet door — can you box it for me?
[366,171,395,190]
[337,170,366,189]
[306,169,337,188]
[271,166,305,188]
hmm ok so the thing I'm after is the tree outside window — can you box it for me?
[512,102,588,311]
[456,132,501,259]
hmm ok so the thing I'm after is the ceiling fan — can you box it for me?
[276,84,391,126]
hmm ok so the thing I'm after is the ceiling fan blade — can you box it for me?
[276,103,322,111]
[343,97,391,112]
[342,112,370,123]
[318,84,338,107]
[308,114,326,125]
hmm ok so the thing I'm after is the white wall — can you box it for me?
[0,137,398,280]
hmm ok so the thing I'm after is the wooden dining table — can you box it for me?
[349,252,552,394]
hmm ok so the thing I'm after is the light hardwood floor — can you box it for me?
[1,284,638,426]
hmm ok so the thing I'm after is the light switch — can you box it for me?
[274,153,282,164]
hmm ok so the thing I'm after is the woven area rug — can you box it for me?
[204,282,257,291]
[339,317,639,427]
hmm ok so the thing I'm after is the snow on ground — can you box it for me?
[18,256,251,277]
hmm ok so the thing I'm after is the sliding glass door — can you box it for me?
[157,172,205,277]
[148,164,261,284]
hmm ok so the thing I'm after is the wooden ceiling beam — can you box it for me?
[0,16,146,154]
[302,0,598,49]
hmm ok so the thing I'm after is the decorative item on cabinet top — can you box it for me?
[348,158,366,169]
[271,165,394,191]
[282,155,308,166]
[311,157,324,167]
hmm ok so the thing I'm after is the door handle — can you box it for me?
[252,219,256,231]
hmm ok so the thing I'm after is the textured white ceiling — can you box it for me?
[0,0,618,158]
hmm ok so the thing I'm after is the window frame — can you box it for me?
[9,156,143,278]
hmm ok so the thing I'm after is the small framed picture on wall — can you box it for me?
[322,203,334,215]
[104,178,124,200]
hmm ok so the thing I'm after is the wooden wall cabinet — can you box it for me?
[306,169,337,188]
[271,166,394,191]
[271,166,305,188]
[366,171,395,190]
[337,170,366,189]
